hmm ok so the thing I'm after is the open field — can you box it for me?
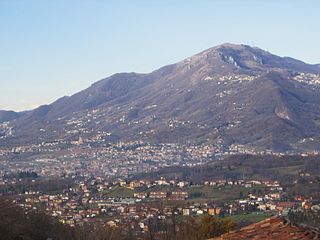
[228,212,273,228]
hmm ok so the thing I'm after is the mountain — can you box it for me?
[1,43,320,152]
[0,110,21,123]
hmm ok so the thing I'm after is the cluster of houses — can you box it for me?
[0,141,218,179]
[14,174,320,230]
[293,72,320,86]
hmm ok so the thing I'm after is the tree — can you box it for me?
[0,197,73,240]
[199,215,235,239]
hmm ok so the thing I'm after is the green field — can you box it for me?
[186,185,266,202]
[266,165,305,176]
[229,212,272,222]
[228,212,273,227]
[100,186,134,198]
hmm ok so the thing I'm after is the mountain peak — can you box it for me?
[200,43,262,55]
[179,43,273,75]
[215,42,251,50]
[186,43,319,74]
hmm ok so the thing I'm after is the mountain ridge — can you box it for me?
[1,43,320,152]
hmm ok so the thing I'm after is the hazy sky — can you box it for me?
[1,0,320,111]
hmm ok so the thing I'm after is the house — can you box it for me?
[177,181,188,187]
[107,220,117,227]
[276,202,297,212]
[119,180,127,187]
[134,192,147,199]
[183,208,190,216]
[129,181,141,189]
[155,178,169,186]
[149,191,167,199]
[169,191,188,200]
[196,209,204,215]
[208,208,215,215]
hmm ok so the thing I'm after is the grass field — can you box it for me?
[100,186,134,198]
[229,212,272,222]
[266,165,305,176]
[185,185,266,202]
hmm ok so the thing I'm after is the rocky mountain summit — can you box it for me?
[1,43,320,152]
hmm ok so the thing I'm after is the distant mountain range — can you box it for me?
[1,43,320,152]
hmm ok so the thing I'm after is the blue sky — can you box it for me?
[1,0,319,111]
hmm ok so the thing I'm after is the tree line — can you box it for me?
[0,197,235,240]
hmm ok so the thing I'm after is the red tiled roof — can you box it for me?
[210,216,318,240]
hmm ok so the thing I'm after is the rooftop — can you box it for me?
[210,216,318,240]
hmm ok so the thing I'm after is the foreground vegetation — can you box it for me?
[0,198,235,240]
